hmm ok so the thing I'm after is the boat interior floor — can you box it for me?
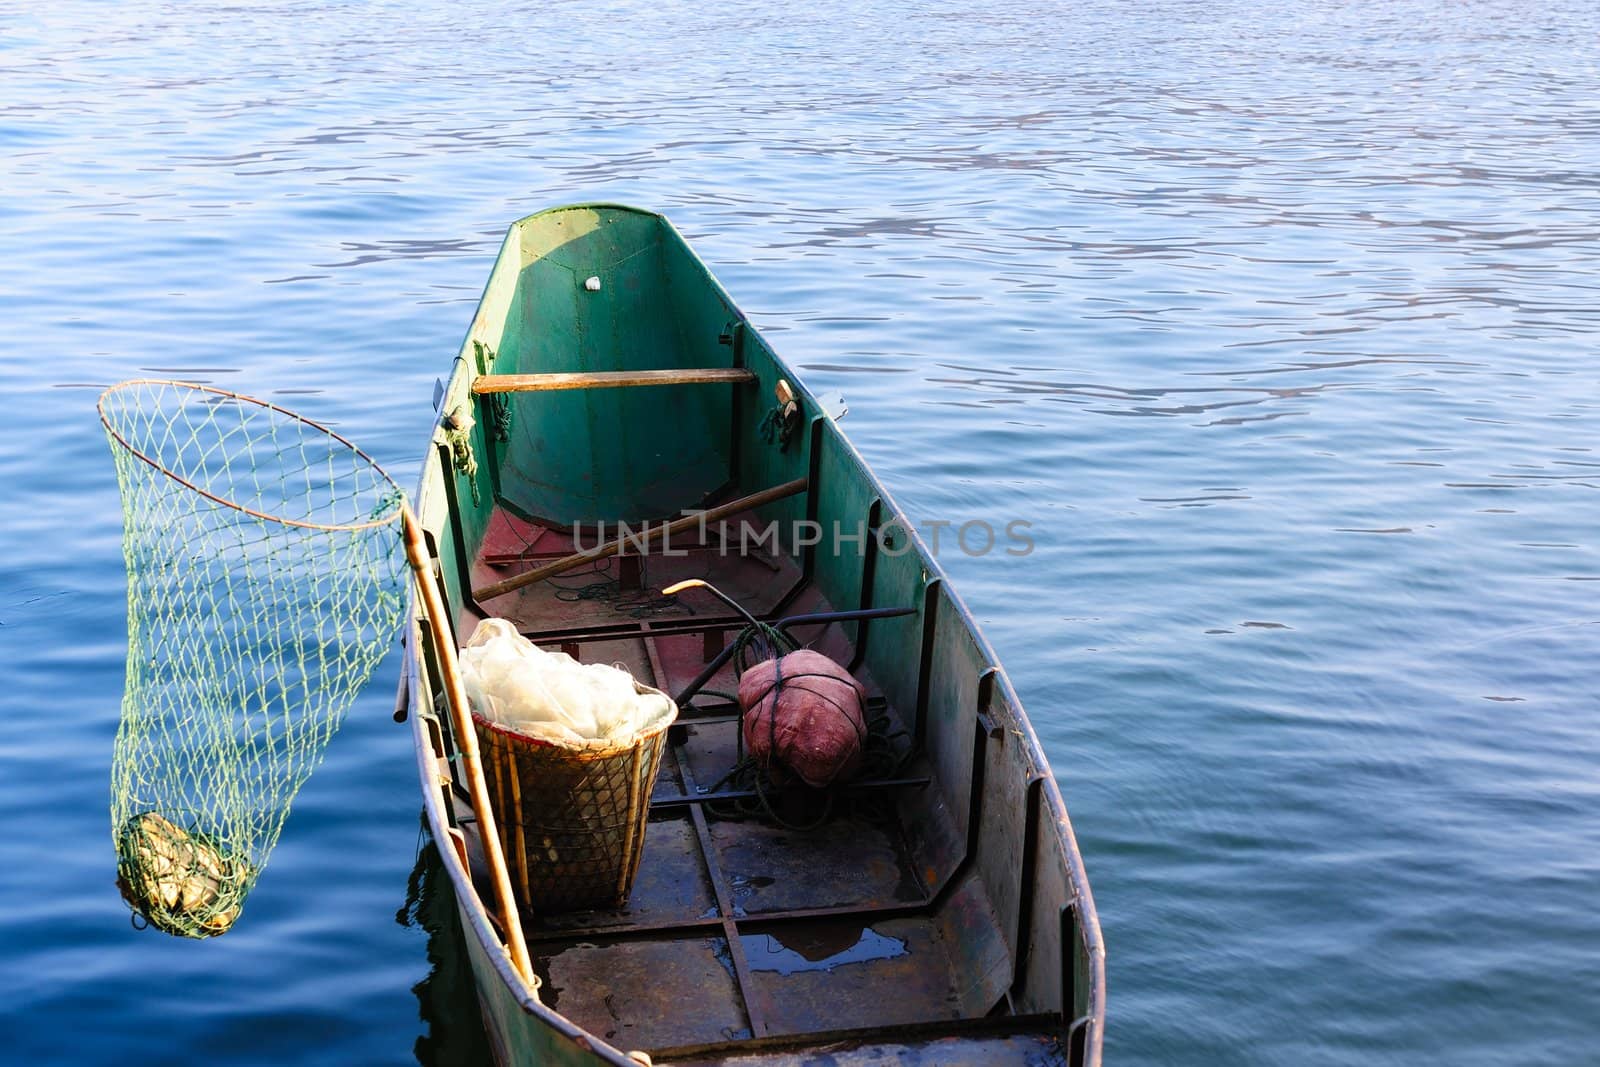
[448,510,1069,1064]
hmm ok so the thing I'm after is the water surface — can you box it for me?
[3,1,1598,1063]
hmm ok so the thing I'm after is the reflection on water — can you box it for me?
[397,833,493,1066]
[742,923,909,977]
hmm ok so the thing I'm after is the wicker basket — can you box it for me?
[473,683,676,914]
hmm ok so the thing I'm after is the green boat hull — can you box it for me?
[405,204,1105,1065]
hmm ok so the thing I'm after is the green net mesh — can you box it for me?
[99,380,407,938]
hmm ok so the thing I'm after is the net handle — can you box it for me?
[400,503,535,987]
[97,379,404,533]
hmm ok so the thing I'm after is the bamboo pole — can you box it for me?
[472,368,756,394]
[474,477,809,601]
[400,503,535,987]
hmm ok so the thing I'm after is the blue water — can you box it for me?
[4,1,1598,1062]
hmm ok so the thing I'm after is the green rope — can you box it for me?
[486,394,512,442]
[758,403,796,451]
[473,341,512,442]
[442,420,480,505]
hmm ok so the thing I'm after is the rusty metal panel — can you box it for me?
[541,935,751,1051]
[897,775,967,899]
[934,871,1014,1019]
[1016,802,1073,1020]
[675,1031,1068,1066]
[921,583,985,844]
[662,1020,1068,1065]
[738,915,961,1036]
[971,677,1050,984]
[707,810,926,917]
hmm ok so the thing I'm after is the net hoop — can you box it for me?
[101,377,409,936]
[97,379,403,533]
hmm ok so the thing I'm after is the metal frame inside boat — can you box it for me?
[402,204,1105,1065]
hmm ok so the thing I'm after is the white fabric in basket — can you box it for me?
[460,618,675,747]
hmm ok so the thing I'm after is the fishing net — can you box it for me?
[98,381,407,938]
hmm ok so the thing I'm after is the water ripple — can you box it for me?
[3,0,1600,1064]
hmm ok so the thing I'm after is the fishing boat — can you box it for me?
[400,203,1106,1065]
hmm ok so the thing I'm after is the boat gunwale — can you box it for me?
[406,202,1105,1065]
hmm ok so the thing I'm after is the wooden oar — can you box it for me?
[400,503,535,987]
[474,477,808,601]
[472,368,756,393]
